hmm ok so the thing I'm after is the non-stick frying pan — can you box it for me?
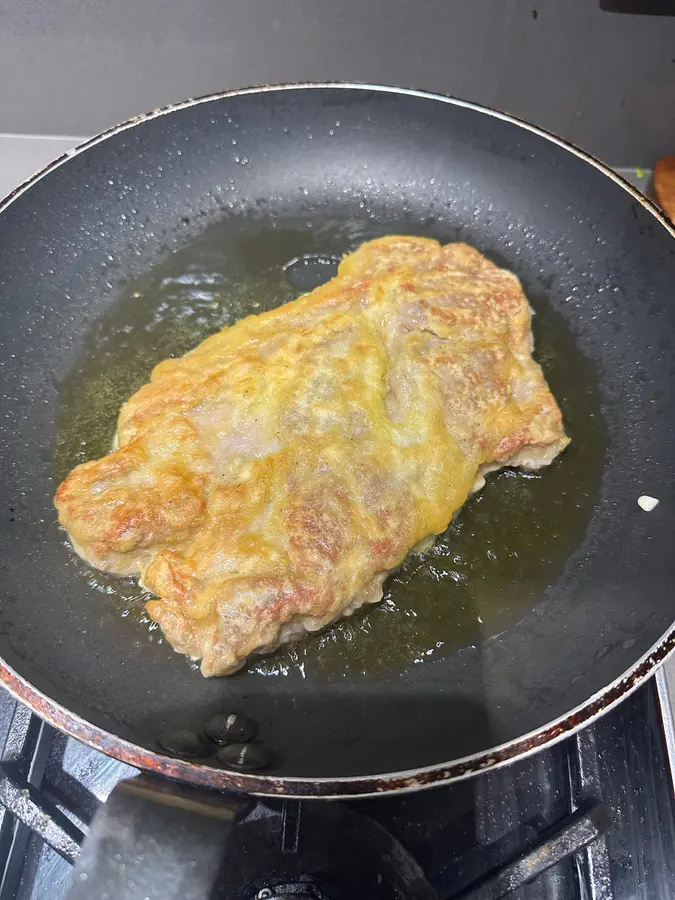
[0,84,674,798]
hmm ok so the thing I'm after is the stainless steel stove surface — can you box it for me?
[0,139,674,899]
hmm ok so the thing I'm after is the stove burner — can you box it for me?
[215,799,438,900]
[63,767,616,900]
[64,777,438,900]
[254,878,327,899]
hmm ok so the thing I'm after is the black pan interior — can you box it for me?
[0,86,674,779]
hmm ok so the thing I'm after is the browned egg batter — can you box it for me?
[55,235,571,677]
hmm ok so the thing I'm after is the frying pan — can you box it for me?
[0,83,674,799]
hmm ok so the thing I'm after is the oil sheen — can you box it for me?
[53,216,607,680]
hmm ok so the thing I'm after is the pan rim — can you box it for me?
[2,81,675,798]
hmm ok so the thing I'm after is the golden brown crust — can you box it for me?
[55,237,569,675]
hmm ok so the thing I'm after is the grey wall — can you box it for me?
[1,0,674,164]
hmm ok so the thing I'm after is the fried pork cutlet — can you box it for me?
[55,236,569,676]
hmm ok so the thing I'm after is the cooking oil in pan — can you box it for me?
[54,217,606,680]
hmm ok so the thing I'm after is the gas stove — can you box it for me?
[0,141,673,898]
[0,674,674,899]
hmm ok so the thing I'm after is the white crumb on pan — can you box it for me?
[637,495,659,512]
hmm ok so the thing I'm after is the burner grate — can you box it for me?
[0,693,132,900]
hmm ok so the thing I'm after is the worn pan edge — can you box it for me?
[2,624,674,798]
[2,81,674,798]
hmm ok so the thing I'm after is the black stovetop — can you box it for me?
[0,677,674,899]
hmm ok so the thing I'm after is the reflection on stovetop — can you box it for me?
[0,678,674,899]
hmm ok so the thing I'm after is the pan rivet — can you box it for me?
[204,712,257,745]
[216,742,271,772]
[157,730,211,760]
